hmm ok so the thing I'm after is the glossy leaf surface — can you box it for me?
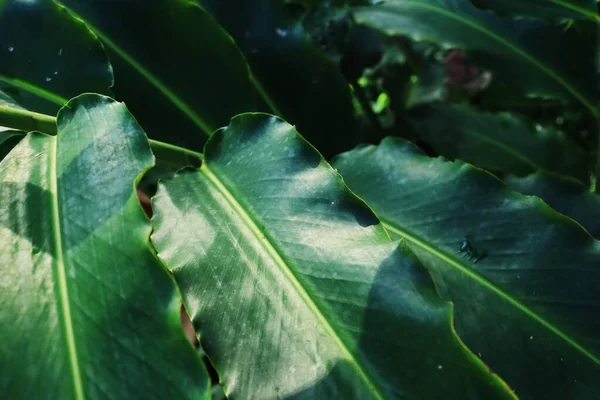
[333,138,600,399]
[0,95,208,399]
[57,0,261,149]
[406,103,589,181]
[353,0,599,116]
[197,0,359,157]
[470,0,600,23]
[506,172,600,238]
[151,114,514,400]
[0,0,112,114]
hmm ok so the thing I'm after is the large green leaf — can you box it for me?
[352,0,599,117]
[151,114,514,399]
[196,0,359,157]
[333,138,600,399]
[0,94,209,398]
[506,172,600,238]
[0,0,113,114]
[56,0,357,156]
[405,103,590,181]
[470,0,600,23]
[56,0,258,150]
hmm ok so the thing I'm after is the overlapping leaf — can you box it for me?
[151,114,514,399]
[333,138,600,399]
[56,0,257,150]
[352,0,599,116]
[506,172,600,238]
[0,94,209,399]
[470,0,600,23]
[197,0,359,157]
[57,0,357,155]
[0,0,112,114]
[405,103,589,181]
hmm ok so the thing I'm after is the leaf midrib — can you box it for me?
[199,162,386,400]
[379,219,600,366]
[546,0,600,23]
[0,74,68,106]
[49,135,85,399]
[370,0,599,116]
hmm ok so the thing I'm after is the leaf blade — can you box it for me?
[197,0,359,156]
[0,0,113,113]
[152,113,515,399]
[333,138,600,399]
[57,0,261,149]
[353,0,599,115]
[0,94,209,399]
[470,0,600,23]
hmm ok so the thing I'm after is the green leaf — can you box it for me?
[0,0,113,114]
[333,138,600,399]
[506,172,600,238]
[285,0,379,6]
[0,94,209,398]
[405,103,590,181]
[151,114,514,399]
[352,0,599,116]
[470,0,600,23]
[196,0,359,157]
[56,0,260,150]
[0,129,23,160]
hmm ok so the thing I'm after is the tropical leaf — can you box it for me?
[506,172,600,238]
[196,0,359,157]
[0,0,113,114]
[405,103,590,181]
[0,94,209,398]
[352,0,599,117]
[55,0,256,150]
[470,0,600,23]
[333,137,600,399]
[151,114,514,399]
[57,0,357,156]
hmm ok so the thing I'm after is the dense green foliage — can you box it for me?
[1,0,598,399]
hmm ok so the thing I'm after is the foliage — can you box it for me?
[0,0,598,399]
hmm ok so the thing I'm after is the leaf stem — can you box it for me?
[0,104,203,164]
[0,104,58,135]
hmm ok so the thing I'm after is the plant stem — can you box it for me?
[0,104,203,164]
[0,105,58,135]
